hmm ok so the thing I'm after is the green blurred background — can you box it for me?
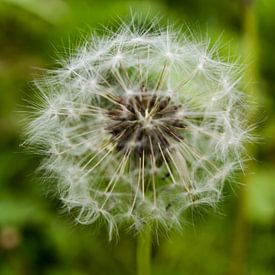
[0,0,274,274]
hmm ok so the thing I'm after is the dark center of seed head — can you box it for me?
[107,91,185,158]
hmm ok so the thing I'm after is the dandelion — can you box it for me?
[25,18,252,240]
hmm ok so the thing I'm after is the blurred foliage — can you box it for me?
[0,0,275,274]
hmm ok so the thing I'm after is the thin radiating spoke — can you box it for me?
[158,143,177,186]
[129,157,142,214]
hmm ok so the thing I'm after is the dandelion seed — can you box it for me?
[25,18,253,237]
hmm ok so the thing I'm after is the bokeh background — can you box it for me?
[0,0,274,274]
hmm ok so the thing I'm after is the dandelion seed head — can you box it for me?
[25,17,253,238]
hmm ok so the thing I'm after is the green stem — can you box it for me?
[137,225,152,275]
[229,1,259,274]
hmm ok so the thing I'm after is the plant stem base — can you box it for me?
[137,225,152,275]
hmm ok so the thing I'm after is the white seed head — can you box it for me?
[25,18,252,238]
